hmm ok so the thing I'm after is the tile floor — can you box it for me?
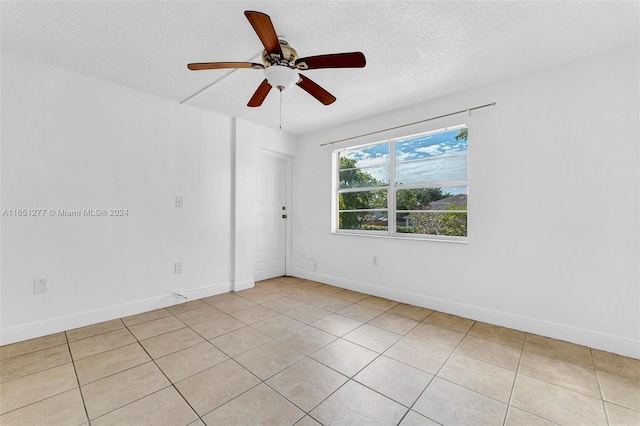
[1,276,639,425]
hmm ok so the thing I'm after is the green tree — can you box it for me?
[338,157,387,229]
[455,128,468,141]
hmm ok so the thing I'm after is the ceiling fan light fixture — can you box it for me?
[264,65,298,91]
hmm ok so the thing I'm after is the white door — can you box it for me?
[254,153,288,281]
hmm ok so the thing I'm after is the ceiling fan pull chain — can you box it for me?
[279,88,283,129]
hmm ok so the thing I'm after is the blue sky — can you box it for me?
[340,128,468,189]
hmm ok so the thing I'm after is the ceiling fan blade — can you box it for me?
[296,74,336,105]
[244,11,283,57]
[187,62,264,71]
[247,79,273,107]
[295,52,366,70]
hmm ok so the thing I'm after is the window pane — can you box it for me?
[396,186,467,211]
[339,166,389,189]
[339,211,388,231]
[396,211,467,236]
[396,128,467,162]
[339,190,387,210]
[340,144,389,169]
[396,155,467,185]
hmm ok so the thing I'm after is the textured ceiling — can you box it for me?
[2,1,638,135]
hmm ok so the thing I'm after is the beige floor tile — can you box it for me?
[0,363,78,415]
[337,304,384,322]
[91,386,198,426]
[81,361,170,419]
[267,357,348,411]
[310,338,378,377]
[468,322,526,348]
[505,407,557,425]
[289,289,327,304]
[235,285,270,296]
[127,315,186,341]
[251,314,305,338]
[69,328,136,360]
[210,326,273,357]
[310,313,362,336]
[0,388,86,426]
[202,383,304,426]
[605,402,640,426]
[0,333,67,361]
[175,359,260,416]
[201,292,238,305]
[343,324,401,353]
[455,334,521,371]
[295,415,322,426]
[155,342,228,383]
[189,314,246,339]
[209,297,257,313]
[234,340,304,380]
[188,419,206,426]
[331,289,369,303]
[310,380,407,426]
[438,353,515,402]
[524,334,593,367]
[262,296,306,313]
[384,337,451,374]
[75,343,150,385]
[519,351,599,397]
[423,311,474,333]
[598,370,640,411]
[0,343,71,383]
[406,323,465,351]
[312,296,353,312]
[413,377,507,425]
[511,374,607,425]
[240,290,284,304]
[66,319,125,343]
[277,325,337,355]
[286,305,332,324]
[307,285,343,298]
[357,295,398,311]
[165,299,208,315]
[354,355,433,406]
[387,303,433,321]
[367,312,419,335]
[230,305,278,324]
[593,349,640,380]
[398,410,439,425]
[121,308,171,327]
[173,306,224,326]
[140,327,204,359]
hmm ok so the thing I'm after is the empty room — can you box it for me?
[1,1,638,425]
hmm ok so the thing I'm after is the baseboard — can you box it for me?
[233,278,255,292]
[291,268,640,359]
[0,281,233,346]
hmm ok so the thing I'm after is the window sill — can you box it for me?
[332,230,468,244]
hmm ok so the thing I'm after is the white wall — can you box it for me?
[291,44,640,358]
[0,53,294,344]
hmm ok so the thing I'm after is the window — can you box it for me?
[333,126,468,241]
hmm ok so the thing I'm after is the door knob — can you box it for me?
[282,214,287,219]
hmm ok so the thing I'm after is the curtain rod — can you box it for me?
[320,101,496,147]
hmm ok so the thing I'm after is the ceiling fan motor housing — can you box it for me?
[262,37,299,67]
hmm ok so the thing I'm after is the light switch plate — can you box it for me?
[175,196,183,208]
[34,279,47,294]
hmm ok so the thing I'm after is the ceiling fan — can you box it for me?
[187,10,366,107]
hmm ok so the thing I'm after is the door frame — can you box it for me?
[253,148,293,278]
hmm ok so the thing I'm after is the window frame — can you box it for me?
[331,124,468,243]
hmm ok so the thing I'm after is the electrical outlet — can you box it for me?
[372,256,378,266]
[34,279,47,294]
[175,262,183,274]
[175,196,183,208]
